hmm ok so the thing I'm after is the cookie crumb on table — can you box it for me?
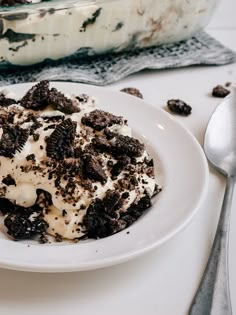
[212,85,230,98]
[167,99,192,116]
[120,87,143,99]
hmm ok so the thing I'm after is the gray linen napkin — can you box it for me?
[0,31,235,87]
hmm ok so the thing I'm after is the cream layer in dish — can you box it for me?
[0,0,216,66]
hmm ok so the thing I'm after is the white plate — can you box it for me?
[0,82,208,272]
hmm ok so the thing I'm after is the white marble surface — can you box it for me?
[0,0,235,314]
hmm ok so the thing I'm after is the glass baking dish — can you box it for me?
[0,0,218,67]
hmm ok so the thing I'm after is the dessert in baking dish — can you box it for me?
[0,0,217,66]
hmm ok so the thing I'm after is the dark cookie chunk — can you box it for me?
[81,7,102,32]
[2,174,16,186]
[42,115,65,123]
[120,87,143,99]
[122,192,129,199]
[20,80,50,110]
[0,125,29,158]
[111,155,131,177]
[103,190,121,213]
[82,153,107,184]
[0,197,16,215]
[118,177,137,191]
[26,153,35,161]
[0,93,16,107]
[104,128,115,140]
[167,99,192,116]
[36,189,53,208]
[39,233,49,244]
[83,192,151,239]
[48,87,80,114]
[83,198,124,238]
[81,109,123,131]
[212,85,230,98]
[4,209,48,240]
[113,135,144,157]
[33,133,40,141]
[46,118,76,160]
[121,195,152,226]
[76,94,90,103]
[55,233,63,242]
[92,136,112,152]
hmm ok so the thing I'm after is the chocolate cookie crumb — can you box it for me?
[4,206,48,240]
[113,135,144,157]
[55,233,63,242]
[0,93,16,107]
[46,118,76,160]
[0,198,16,215]
[2,174,16,186]
[26,153,35,161]
[20,80,50,110]
[82,154,107,184]
[167,99,192,116]
[212,85,230,98]
[120,87,143,99]
[48,87,80,114]
[0,125,29,158]
[39,232,49,244]
[82,109,123,131]
[103,190,121,213]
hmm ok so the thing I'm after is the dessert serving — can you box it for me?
[0,0,218,67]
[0,0,46,6]
[0,81,159,243]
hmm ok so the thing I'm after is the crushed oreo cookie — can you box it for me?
[46,118,76,160]
[120,87,143,99]
[212,85,230,98]
[83,197,122,238]
[113,134,144,157]
[20,80,50,110]
[82,153,107,184]
[0,197,16,215]
[83,191,152,239]
[2,174,16,186]
[3,199,48,240]
[167,99,192,116]
[0,93,16,107]
[81,109,123,131]
[111,155,131,177]
[19,80,80,114]
[4,210,48,240]
[0,125,29,158]
[120,195,152,226]
[48,87,80,114]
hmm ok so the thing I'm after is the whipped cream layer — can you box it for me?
[0,0,216,66]
[0,82,157,241]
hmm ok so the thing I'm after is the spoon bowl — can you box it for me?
[189,88,236,315]
[204,88,236,176]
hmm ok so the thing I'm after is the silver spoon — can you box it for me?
[189,89,236,315]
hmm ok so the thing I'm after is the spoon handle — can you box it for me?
[189,175,234,315]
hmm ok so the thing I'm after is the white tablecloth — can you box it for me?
[0,0,235,314]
